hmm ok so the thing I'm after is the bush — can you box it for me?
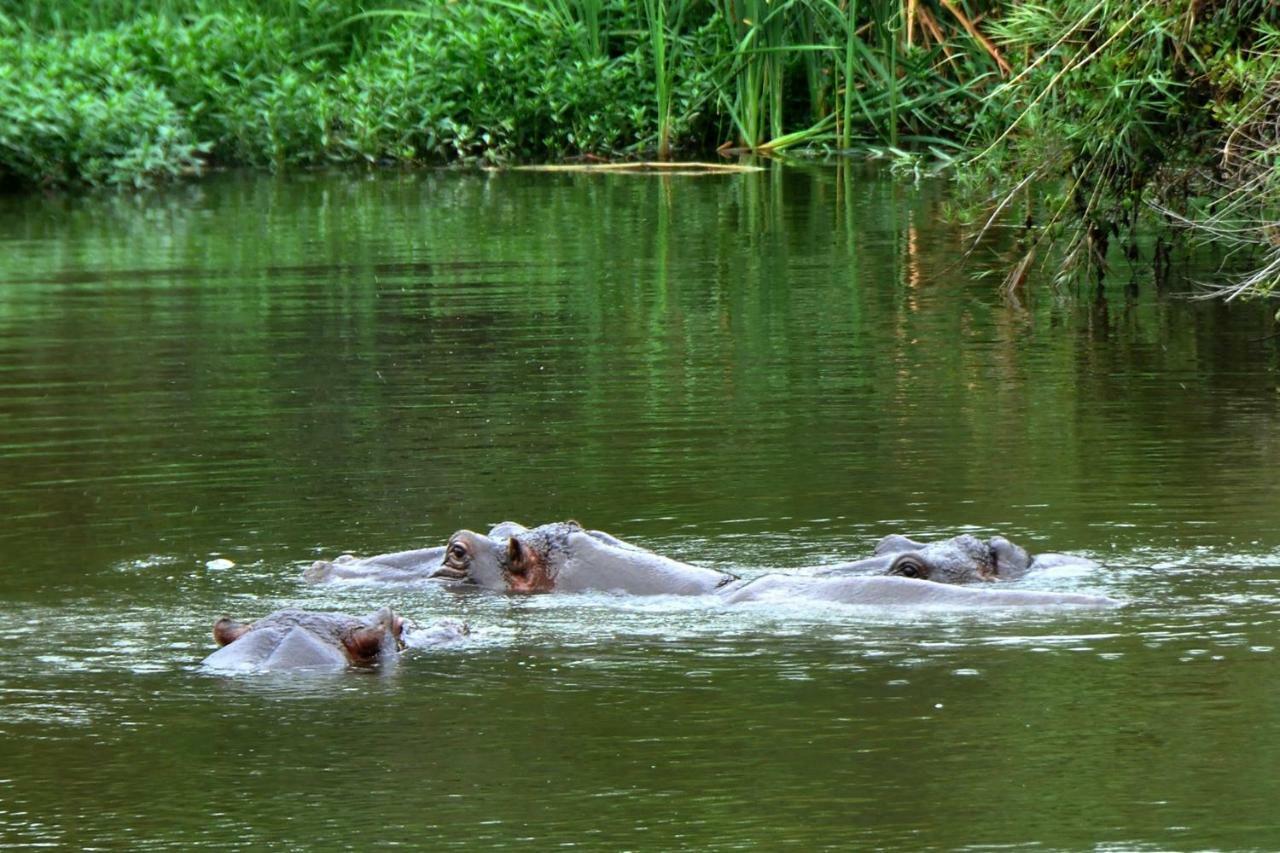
[332,10,661,165]
[0,1,699,186]
[961,0,1280,287]
[0,28,205,186]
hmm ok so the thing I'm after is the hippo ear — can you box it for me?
[988,536,1031,579]
[370,607,406,647]
[507,537,529,575]
[213,617,251,647]
[342,625,389,662]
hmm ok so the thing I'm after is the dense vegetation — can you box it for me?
[962,1,1280,297]
[2,0,1278,297]
[0,0,999,183]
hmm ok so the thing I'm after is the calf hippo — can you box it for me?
[435,521,1119,608]
[808,533,1098,583]
[202,607,406,672]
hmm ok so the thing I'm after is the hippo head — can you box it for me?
[436,529,507,588]
[338,607,407,663]
[876,533,1033,584]
[435,521,583,593]
[210,607,405,668]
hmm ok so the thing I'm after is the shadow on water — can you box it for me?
[1,164,1280,847]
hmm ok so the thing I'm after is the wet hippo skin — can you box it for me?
[435,521,1119,608]
[202,607,406,671]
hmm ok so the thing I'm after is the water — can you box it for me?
[2,164,1279,848]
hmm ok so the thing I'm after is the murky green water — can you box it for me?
[2,164,1280,848]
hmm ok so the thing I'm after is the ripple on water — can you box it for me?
[2,168,1280,849]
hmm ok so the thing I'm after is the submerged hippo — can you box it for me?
[436,521,1118,608]
[808,533,1099,584]
[304,521,532,584]
[306,520,654,585]
[440,521,724,594]
[202,607,407,672]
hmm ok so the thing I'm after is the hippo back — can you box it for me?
[306,521,530,584]
[1028,553,1102,571]
[720,574,1120,608]
[305,545,448,583]
[551,531,733,595]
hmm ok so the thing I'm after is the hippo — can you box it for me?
[202,607,407,672]
[308,523,1094,589]
[435,521,1119,608]
[306,520,656,585]
[807,533,1099,584]
[304,521,532,584]
[440,521,729,595]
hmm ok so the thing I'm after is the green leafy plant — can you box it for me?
[962,0,1280,294]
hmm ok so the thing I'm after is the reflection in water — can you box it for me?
[0,165,1279,847]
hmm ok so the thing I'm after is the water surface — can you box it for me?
[2,165,1280,848]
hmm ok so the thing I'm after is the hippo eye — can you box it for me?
[890,555,928,580]
[448,543,468,561]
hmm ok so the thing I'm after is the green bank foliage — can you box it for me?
[0,0,673,185]
[0,0,1004,188]
[2,0,1279,298]
[962,0,1280,298]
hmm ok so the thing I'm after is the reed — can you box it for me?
[716,0,792,150]
[640,0,674,159]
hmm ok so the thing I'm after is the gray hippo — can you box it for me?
[304,521,532,584]
[440,521,723,595]
[308,524,1092,589]
[807,533,1100,583]
[203,607,408,672]
[305,520,652,585]
[436,521,1119,608]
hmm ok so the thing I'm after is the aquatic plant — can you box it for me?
[0,1,671,183]
[1177,23,1280,302]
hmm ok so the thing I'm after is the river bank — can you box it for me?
[3,1,1278,296]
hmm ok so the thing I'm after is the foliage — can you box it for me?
[1189,23,1280,300]
[0,0,1011,188]
[332,8,666,165]
[959,0,1280,296]
[0,27,206,187]
[7,0,1280,304]
[0,1,667,183]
